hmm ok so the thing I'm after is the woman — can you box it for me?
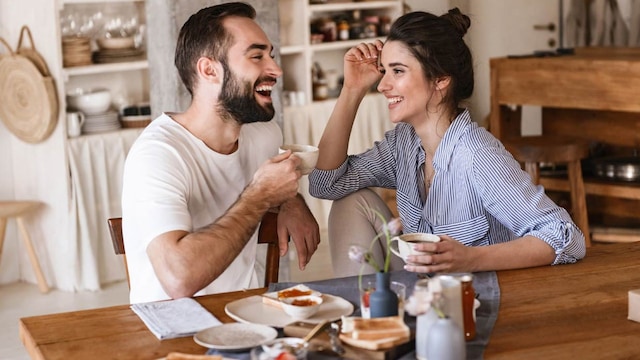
[308,9,586,277]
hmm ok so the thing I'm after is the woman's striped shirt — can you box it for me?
[309,109,586,264]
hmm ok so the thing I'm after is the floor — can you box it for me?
[0,237,333,360]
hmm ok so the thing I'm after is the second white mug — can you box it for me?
[389,233,441,262]
[67,111,85,137]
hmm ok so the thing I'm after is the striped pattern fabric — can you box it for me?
[309,109,586,264]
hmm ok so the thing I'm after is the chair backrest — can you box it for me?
[107,212,280,288]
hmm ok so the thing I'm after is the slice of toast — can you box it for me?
[342,316,409,341]
[261,284,322,309]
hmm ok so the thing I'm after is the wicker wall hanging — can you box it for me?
[0,26,59,143]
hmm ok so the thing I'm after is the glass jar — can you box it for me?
[460,274,476,340]
[338,20,350,41]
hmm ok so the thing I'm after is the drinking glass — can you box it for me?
[391,281,406,318]
[359,279,376,319]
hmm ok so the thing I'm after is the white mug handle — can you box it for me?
[389,237,403,259]
[77,111,86,127]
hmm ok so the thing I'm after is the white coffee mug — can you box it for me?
[279,144,319,175]
[67,111,85,137]
[389,233,441,262]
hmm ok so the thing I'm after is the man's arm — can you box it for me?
[277,194,321,270]
[147,152,301,299]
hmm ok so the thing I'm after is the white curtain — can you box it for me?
[565,0,640,46]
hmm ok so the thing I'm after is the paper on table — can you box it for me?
[131,297,222,340]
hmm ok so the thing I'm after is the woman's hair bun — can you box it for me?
[443,8,471,37]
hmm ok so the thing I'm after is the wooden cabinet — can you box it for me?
[278,0,402,105]
[489,47,640,230]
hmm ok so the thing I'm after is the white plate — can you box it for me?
[193,323,278,351]
[225,294,354,328]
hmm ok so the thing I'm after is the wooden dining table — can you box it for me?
[19,242,640,360]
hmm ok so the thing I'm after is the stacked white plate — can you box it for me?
[82,111,121,134]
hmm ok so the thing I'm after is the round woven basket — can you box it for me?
[0,38,58,143]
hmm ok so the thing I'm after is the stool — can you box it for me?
[0,201,49,293]
[503,136,592,247]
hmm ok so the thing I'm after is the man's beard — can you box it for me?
[218,61,275,124]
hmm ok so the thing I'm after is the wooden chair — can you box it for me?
[0,201,50,293]
[107,212,280,288]
[503,135,592,247]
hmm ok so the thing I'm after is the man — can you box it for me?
[122,2,320,304]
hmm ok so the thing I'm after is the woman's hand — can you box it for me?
[342,40,384,93]
[403,235,477,273]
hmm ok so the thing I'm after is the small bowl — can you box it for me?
[279,144,319,175]
[280,295,323,320]
[66,88,112,115]
[251,337,309,360]
[96,36,135,50]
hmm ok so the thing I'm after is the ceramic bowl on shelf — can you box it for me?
[96,36,135,50]
[66,88,112,115]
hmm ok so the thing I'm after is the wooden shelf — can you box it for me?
[62,0,143,4]
[309,1,399,12]
[539,176,640,200]
[310,36,386,52]
[62,60,148,80]
[279,0,402,105]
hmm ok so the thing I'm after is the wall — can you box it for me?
[0,0,72,289]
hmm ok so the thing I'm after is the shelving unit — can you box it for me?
[62,59,148,78]
[278,0,402,105]
[59,0,149,124]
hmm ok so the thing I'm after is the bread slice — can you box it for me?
[261,284,322,309]
[342,316,409,340]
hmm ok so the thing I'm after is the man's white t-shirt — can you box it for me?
[122,113,282,304]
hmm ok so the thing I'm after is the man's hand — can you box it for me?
[277,195,320,270]
[248,151,301,208]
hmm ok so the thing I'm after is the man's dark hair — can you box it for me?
[174,2,256,95]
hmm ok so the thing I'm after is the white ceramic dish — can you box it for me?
[280,295,323,320]
[193,323,278,351]
[225,294,354,328]
[96,36,135,50]
[66,88,112,115]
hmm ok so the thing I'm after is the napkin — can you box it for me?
[131,297,221,340]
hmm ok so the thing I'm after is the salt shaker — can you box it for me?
[414,279,437,360]
[426,317,466,360]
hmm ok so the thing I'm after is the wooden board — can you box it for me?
[283,321,412,360]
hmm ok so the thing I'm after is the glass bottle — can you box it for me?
[338,20,350,41]
[349,10,364,39]
[312,62,329,101]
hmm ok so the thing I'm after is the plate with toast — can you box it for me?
[224,285,354,328]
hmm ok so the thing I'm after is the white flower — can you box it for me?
[383,217,403,237]
[404,277,443,316]
[348,245,366,264]
[349,245,380,272]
